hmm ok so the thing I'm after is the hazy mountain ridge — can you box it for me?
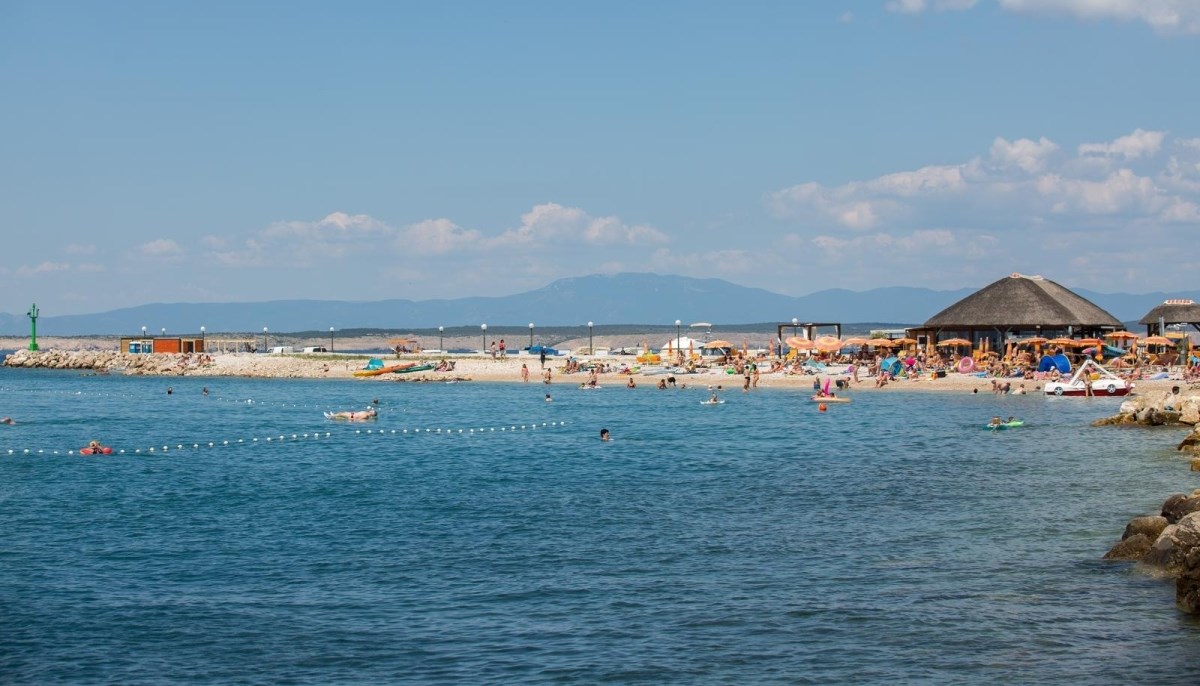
[1,273,1194,336]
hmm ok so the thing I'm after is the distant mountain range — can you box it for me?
[0,273,1195,336]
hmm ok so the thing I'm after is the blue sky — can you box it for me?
[2,0,1198,315]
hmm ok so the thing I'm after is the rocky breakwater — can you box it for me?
[1106,491,1200,613]
[2,349,211,376]
[1093,387,1200,470]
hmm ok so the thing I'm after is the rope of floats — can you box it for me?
[2,421,568,457]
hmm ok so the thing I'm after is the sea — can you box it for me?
[2,366,1199,684]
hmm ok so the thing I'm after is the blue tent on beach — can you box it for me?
[1037,353,1071,374]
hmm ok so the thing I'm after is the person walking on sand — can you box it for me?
[499,339,506,359]
[521,363,529,382]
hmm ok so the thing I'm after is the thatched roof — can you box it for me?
[1138,299,1200,326]
[922,273,1121,329]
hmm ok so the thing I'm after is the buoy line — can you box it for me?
[1,421,568,457]
[0,386,471,413]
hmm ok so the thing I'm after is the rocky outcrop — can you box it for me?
[2,349,210,376]
[1107,492,1200,614]
[1179,427,1200,456]
[1093,389,1200,427]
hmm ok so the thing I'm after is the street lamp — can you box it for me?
[141,325,147,340]
[792,317,799,339]
[529,322,534,348]
[263,326,268,352]
[675,319,681,354]
[588,321,594,355]
[481,324,487,354]
[161,327,166,337]
[200,326,205,352]
[438,326,444,352]
[329,327,335,352]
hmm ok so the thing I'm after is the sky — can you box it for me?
[1,0,1199,316]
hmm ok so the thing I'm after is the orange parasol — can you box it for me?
[843,337,872,346]
[1046,337,1076,346]
[814,335,844,352]
[1075,338,1103,347]
[785,336,813,349]
[1140,335,1173,346]
[1164,331,1188,340]
[936,338,972,347]
[1020,336,1048,345]
[1105,331,1139,340]
[871,338,899,347]
[703,340,733,349]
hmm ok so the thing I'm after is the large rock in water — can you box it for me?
[1161,493,1200,524]
[1145,512,1200,574]
[1123,515,1168,541]
[1104,533,1154,561]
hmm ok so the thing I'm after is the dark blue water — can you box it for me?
[2,370,1199,684]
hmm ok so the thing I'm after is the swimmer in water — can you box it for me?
[600,428,610,441]
[1,416,14,425]
[545,393,552,402]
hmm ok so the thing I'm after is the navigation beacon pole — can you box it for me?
[26,303,40,351]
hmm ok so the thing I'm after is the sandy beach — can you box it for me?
[4,345,1186,397]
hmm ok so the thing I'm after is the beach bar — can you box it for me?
[908,273,1122,350]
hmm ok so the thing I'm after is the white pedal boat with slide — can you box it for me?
[1043,359,1134,397]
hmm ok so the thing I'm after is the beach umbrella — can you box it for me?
[1105,331,1138,340]
[842,337,871,346]
[871,338,899,347]
[1075,338,1103,347]
[704,339,733,349]
[892,337,917,345]
[1020,336,1048,345]
[1140,335,1172,346]
[785,336,813,349]
[814,335,843,353]
[1047,337,1076,346]
[1164,331,1188,340]
[936,338,972,347]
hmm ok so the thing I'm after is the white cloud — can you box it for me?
[998,0,1200,34]
[886,0,978,13]
[400,219,483,255]
[990,136,1059,173]
[496,203,668,246]
[64,243,96,256]
[768,128,1199,290]
[1078,128,1166,160]
[16,261,70,277]
[138,239,184,257]
[839,11,855,23]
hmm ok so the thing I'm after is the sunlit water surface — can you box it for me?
[2,369,1199,683]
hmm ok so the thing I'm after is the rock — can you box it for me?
[1180,429,1200,454]
[1104,533,1154,561]
[1177,575,1200,614]
[1193,458,1200,472]
[1123,515,1168,541]
[1181,398,1200,425]
[1145,512,1200,572]
[1162,494,1200,524]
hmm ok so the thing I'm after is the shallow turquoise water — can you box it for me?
[2,369,1199,683]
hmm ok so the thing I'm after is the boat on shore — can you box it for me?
[1043,359,1134,397]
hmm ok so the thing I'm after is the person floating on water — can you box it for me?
[600,428,611,441]
[710,392,719,404]
[1,416,14,425]
[545,393,552,402]
[328,408,377,421]
[988,416,1003,429]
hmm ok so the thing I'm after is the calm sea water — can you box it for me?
[2,368,1199,684]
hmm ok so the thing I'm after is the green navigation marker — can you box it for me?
[27,303,39,351]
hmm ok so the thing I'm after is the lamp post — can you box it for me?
[481,324,487,354]
[675,319,681,354]
[200,326,205,352]
[263,326,268,352]
[161,327,166,338]
[587,321,594,355]
[141,326,147,341]
[438,326,444,352]
[329,327,335,352]
[529,322,534,348]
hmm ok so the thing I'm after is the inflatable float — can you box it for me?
[985,420,1025,430]
[79,445,113,455]
[700,399,725,405]
[810,395,850,403]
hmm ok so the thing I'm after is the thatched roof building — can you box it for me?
[1138,299,1200,335]
[911,273,1121,344]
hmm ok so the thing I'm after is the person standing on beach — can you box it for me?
[543,368,552,384]
[521,363,529,382]
[499,339,506,359]
[540,349,547,369]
